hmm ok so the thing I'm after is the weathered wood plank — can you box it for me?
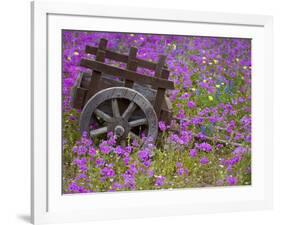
[155,55,167,77]
[85,39,107,100]
[159,95,173,123]
[125,47,138,88]
[85,45,157,71]
[72,87,88,109]
[154,69,170,117]
[80,59,174,90]
[85,62,103,100]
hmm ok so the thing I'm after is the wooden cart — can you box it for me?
[71,38,175,144]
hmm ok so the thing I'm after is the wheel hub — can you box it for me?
[114,125,125,137]
[108,117,130,139]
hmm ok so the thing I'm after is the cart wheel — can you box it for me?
[80,87,158,144]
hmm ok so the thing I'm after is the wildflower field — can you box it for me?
[62,31,251,193]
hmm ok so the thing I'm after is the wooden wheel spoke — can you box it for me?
[111,98,120,118]
[129,118,147,128]
[122,101,137,120]
[94,108,112,122]
[90,126,108,137]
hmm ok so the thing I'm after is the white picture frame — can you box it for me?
[31,1,274,224]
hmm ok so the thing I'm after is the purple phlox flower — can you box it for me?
[122,173,136,190]
[189,149,198,158]
[68,182,79,192]
[238,97,245,103]
[176,109,186,119]
[138,148,151,162]
[229,110,236,116]
[226,165,233,173]
[196,142,212,152]
[177,167,185,176]
[147,170,154,177]
[141,135,154,145]
[226,120,236,133]
[95,158,105,167]
[232,146,247,155]
[107,163,114,168]
[240,115,251,128]
[123,156,131,166]
[128,164,138,175]
[209,116,218,124]
[199,80,209,89]
[216,144,223,149]
[176,162,183,168]
[69,115,76,121]
[169,89,180,101]
[155,176,166,187]
[82,131,88,138]
[179,92,190,100]
[245,134,251,143]
[75,173,87,181]
[73,157,87,172]
[169,133,182,144]
[77,145,87,155]
[199,157,209,165]
[175,162,188,176]
[107,131,117,146]
[187,101,196,109]
[179,130,192,145]
[72,146,78,153]
[88,147,96,157]
[125,145,133,154]
[180,120,191,130]
[100,167,115,178]
[159,121,167,132]
[68,182,88,193]
[198,107,211,116]
[191,117,204,126]
[111,182,122,191]
[226,176,238,185]
[132,139,139,147]
[99,140,112,154]
[223,155,241,167]
[143,160,152,168]
[81,135,92,146]
[114,145,124,155]
[234,132,243,141]
[225,103,233,111]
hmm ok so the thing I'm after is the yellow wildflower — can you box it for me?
[208,96,214,101]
